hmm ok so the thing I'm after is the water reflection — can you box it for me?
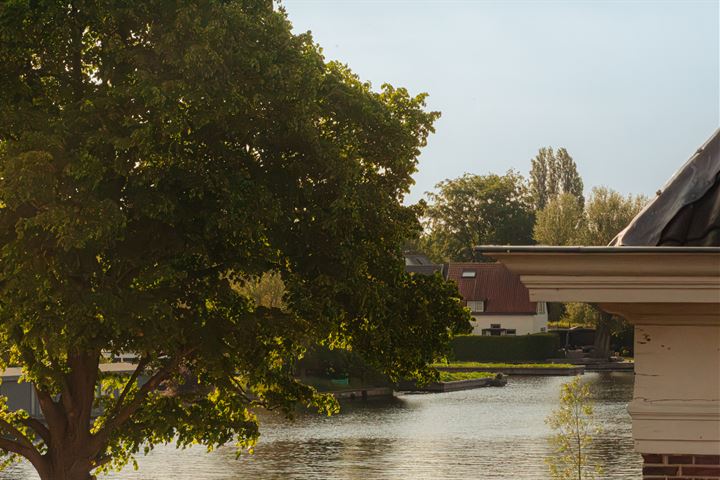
[1,373,641,479]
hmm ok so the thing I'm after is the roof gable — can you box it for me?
[447,262,536,314]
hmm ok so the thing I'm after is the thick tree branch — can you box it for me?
[0,435,50,480]
[34,385,66,437]
[20,418,50,445]
[0,437,32,457]
[0,417,35,451]
[0,422,44,472]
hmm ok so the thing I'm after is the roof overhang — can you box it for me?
[476,246,720,305]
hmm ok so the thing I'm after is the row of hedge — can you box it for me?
[450,334,561,362]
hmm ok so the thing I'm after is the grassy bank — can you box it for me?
[438,371,496,382]
[433,361,576,369]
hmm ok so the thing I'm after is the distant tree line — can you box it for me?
[415,147,649,358]
[415,146,648,261]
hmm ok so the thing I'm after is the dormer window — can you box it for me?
[467,300,485,313]
[461,270,476,278]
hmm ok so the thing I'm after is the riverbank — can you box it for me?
[398,372,507,392]
[433,362,585,376]
[548,358,635,372]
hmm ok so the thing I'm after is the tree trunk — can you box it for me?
[38,468,95,480]
[591,312,612,359]
[30,439,97,480]
[31,350,103,480]
[36,457,96,480]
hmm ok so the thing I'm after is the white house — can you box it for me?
[447,262,548,335]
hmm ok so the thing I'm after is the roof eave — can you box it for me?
[475,245,720,305]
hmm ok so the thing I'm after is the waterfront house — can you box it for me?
[404,252,447,276]
[447,262,548,336]
[479,128,720,479]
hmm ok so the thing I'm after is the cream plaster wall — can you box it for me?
[629,322,720,455]
[469,313,548,336]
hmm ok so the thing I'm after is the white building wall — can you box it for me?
[469,312,549,336]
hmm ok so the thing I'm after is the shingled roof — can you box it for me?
[612,128,720,247]
[446,262,536,314]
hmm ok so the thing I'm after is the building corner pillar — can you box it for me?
[602,303,720,473]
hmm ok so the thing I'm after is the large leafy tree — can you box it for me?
[579,187,648,246]
[421,172,534,262]
[532,193,585,246]
[529,147,584,210]
[0,1,469,479]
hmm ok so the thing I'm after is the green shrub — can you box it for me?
[450,334,560,362]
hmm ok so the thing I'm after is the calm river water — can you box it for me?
[3,372,641,479]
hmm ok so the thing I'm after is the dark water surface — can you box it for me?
[3,372,641,479]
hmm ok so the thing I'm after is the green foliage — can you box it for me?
[0,1,470,478]
[535,187,647,248]
[450,334,560,362]
[529,147,584,210]
[560,303,601,326]
[533,193,586,245]
[579,187,648,246]
[421,171,534,262]
[546,376,602,480]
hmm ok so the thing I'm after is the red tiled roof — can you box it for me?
[446,262,536,314]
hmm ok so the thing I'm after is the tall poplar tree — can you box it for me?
[529,147,584,210]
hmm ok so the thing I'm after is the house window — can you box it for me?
[461,270,476,278]
[537,302,547,314]
[467,300,485,313]
[490,324,501,329]
[540,327,546,333]
[506,329,517,335]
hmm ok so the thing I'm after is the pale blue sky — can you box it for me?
[283,0,719,204]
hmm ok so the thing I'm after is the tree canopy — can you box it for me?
[534,187,647,246]
[532,193,585,246]
[580,187,648,246]
[420,172,534,262]
[529,147,584,210]
[0,1,469,478]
